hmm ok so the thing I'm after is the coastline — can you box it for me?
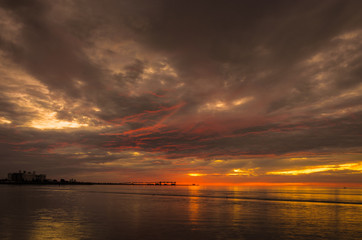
[0,181,196,186]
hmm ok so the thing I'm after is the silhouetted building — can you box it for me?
[7,170,46,183]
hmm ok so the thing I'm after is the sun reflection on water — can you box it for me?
[188,187,201,225]
[29,209,90,240]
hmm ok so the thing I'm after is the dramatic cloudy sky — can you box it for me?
[0,0,361,185]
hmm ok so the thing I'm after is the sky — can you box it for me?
[0,0,362,185]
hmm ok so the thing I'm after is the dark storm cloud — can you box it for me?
[0,0,105,97]
[0,0,361,182]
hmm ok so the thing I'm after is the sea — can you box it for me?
[0,184,361,240]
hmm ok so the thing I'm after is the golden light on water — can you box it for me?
[29,209,89,240]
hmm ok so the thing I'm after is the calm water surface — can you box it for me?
[1,185,362,240]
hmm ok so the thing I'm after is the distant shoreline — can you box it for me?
[0,181,197,186]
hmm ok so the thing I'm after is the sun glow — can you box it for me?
[267,162,362,175]
[132,152,143,156]
[188,173,206,177]
[0,117,12,124]
[201,96,254,112]
[227,168,258,176]
[30,112,88,130]
[3,81,92,130]
[232,96,254,106]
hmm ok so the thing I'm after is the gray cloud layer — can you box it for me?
[0,0,361,183]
